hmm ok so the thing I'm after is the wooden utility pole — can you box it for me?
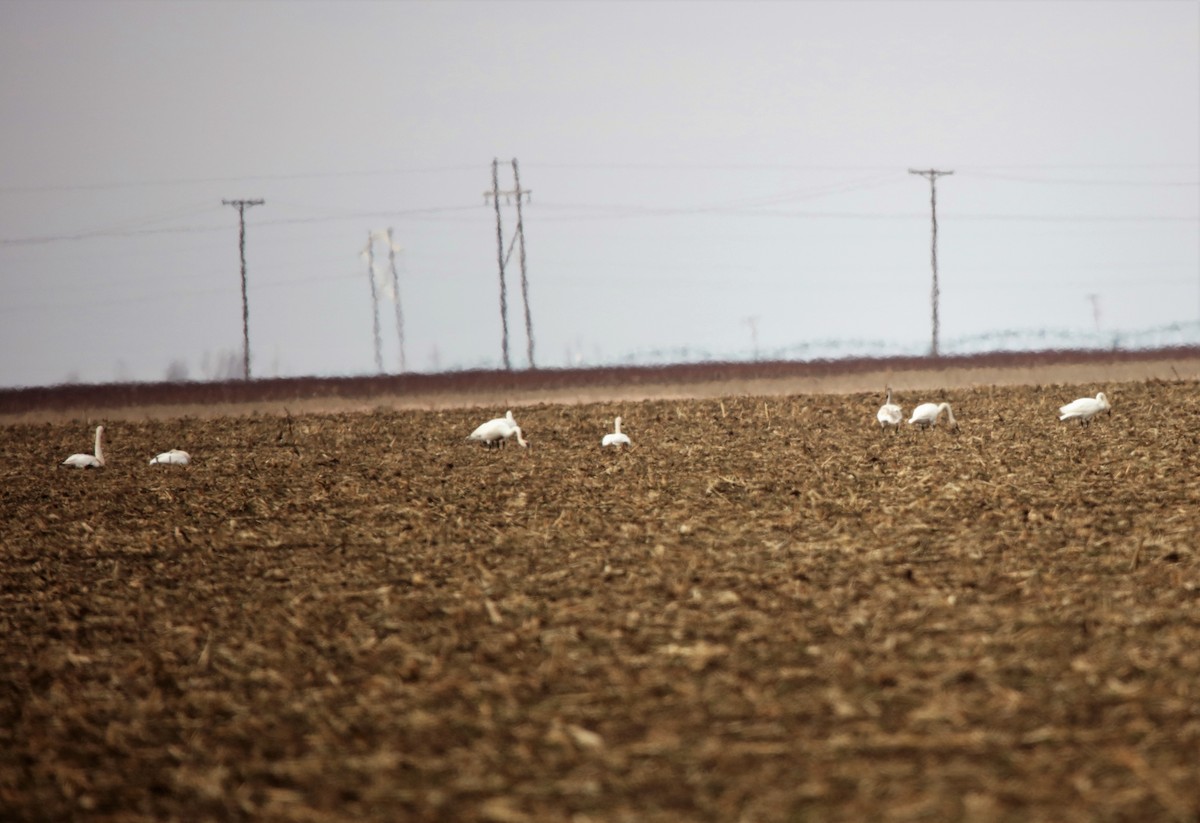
[365,231,383,374]
[511,158,535,369]
[385,228,406,373]
[1088,293,1101,331]
[909,169,952,357]
[222,198,264,379]
[486,159,511,370]
[484,158,535,370]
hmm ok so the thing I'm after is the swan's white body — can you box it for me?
[469,410,528,448]
[908,402,958,430]
[1059,392,1111,425]
[876,390,903,431]
[150,449,191,466]
[602,416,631,447]
[62,425,105,469]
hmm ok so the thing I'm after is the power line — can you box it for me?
[528,162,1200,173]
[954,163,1199,171]
[4,201,1193,247]
[222,198,264,380]
[529,204,1197,223]
[958,170,1200,187]
[3,262,1193,315]
[0,205,480,247]
[5,162,1194,194]
[0,165,482,194]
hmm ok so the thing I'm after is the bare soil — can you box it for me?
[2,359,1199,821]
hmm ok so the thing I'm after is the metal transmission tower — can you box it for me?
[484,158,535,370]
[362,229,407,374]
[385,228,406,373]
[743,316,761,361]
[222,198,265,379]
[908,169,953,357]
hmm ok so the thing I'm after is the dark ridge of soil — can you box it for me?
[3,346,1197,417]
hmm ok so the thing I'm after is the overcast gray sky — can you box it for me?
[1,0,1197,388]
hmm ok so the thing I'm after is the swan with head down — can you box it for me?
[876,389,902,431]
[468,410,529,448]
[150,449,191,466]
[1059,392,1111,426]
[907,402,958,431]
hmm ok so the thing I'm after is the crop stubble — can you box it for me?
[1,381,1199,822]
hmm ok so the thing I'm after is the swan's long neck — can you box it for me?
[614,417,623,434]
[940,403,956,425]
[513,426,528,448]
[94,426,105,465]
[885,390,892,405]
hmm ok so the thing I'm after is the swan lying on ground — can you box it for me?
[602,416,631,447]
[1059,392,1111,426]
[62,425,105,469]
[469,410,529,448]
[150,449,191,466]
[908,402,958,431]
[876,389,903,431]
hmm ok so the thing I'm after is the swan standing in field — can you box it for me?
[468,410,529,448]
[62,425,105,469]
[602,416,632,447]
[1059,392,1111,426]
[908,402,959,431]
[876,389,903,431]
[150,449,191,466]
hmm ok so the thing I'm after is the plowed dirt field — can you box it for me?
[3,380,1199,822]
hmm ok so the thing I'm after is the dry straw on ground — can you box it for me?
[2,381,1199,822]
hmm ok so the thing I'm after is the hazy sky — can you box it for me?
[1,0,1197,388]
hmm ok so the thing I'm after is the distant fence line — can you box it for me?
[614,320,1200,369]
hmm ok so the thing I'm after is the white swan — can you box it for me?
[908,402,958,431]
[150,449,191,466]
[876,389,903,431]
[468,410,528,448]
[62,425,105,469]
[601,416,631,447]
[1059,392,1111,425]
